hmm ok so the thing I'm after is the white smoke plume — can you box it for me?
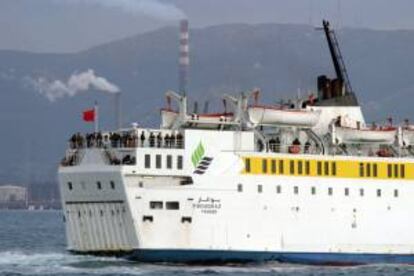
[67,0,185,21]
[28,69,120,102]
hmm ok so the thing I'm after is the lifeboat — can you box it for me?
[335,125,397,144]
[248,105,321,127]
[188,112,234,129]
[160,108,234,129]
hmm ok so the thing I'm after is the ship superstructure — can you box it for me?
[58,21,414,265]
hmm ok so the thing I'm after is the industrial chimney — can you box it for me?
[179,19,189,96]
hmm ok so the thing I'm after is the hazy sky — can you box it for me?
[1,0,414,53]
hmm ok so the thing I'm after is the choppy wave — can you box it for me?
[0,250,414,276]
[2,211,414,276]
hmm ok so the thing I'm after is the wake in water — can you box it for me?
[1,250,414,276]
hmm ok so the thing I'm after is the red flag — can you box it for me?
[82,109,95,122]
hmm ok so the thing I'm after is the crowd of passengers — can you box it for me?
[258,137,313,154]
[68,131,184,149]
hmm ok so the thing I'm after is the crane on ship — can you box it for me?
[316,20,358,105]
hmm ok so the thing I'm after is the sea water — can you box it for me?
[0,210,412,276]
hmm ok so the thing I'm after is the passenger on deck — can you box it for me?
[289,138,301,154]
[96,132,103,148]
[176,132,183,148]
[257,139,264,152]
[268,138,276,152]
[170,133,176,148]
[304,141,311,153]
[164,133,170,148]
[149,132,155,147]
[157,133,162,148]
[69,134,76,149]
[274,137,281,153]
[140,131,146,147]
[131,132,138,147]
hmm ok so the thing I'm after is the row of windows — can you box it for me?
[237,183,399,198]
[149,201,180,210]
[66,207,127,219]
[67,181,116,191]
[246,158,337,176]
[387,163,405,178]
[245,158,409,179]
[144,154,183,170]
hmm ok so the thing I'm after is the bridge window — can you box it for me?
[279,160,284,174]
[156,154,162,169]
[294,186,299,195]
[387,164,392,178]
[328,187,333,195]
[376,189,381,197]
[110,181,115,189]
[298,161,303,175]
[271,160,277,174]
[262,159,268,173]
[166,155,172,169]
[394,189,399,198]
[237,184,243,192]
[359,188,364,197]
[317,161,322,176]
[401,164,405,178]
[394,164,399,178]
[97,181,102,190]
[311,186,316,195]
[366,163,371,177]
[344,188,349,196]
[150,201,163,209]
[373,164,378,177]
[359,163,364,177]
[245,158,251,173]
[67,182,73,190]
[305,161,310,175]
[145,154,151,168]
[166,201,180,210]
[324,162,329,175]
[177,155,183,170]
[331,162,337,176]
[290,160,295,175]
[258,185,263,193]
[276,185,282,194]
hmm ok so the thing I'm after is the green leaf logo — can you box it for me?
[191,142,205,168]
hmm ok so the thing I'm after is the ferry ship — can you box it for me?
[58,20,414,265]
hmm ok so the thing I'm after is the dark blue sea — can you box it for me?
[0,210,413,276]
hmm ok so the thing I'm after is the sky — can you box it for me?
[1,0,414,53]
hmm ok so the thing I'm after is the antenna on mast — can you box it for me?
[179,19,189,96]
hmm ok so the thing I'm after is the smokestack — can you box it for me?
[114,92,122,130]
[179,19,189,96]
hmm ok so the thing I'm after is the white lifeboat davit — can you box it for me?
[160,108,179,129]
[402,126,414,145]
[248,105,321,127]
[335,125,397,144]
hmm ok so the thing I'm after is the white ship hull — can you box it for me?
[59,128,414,264]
